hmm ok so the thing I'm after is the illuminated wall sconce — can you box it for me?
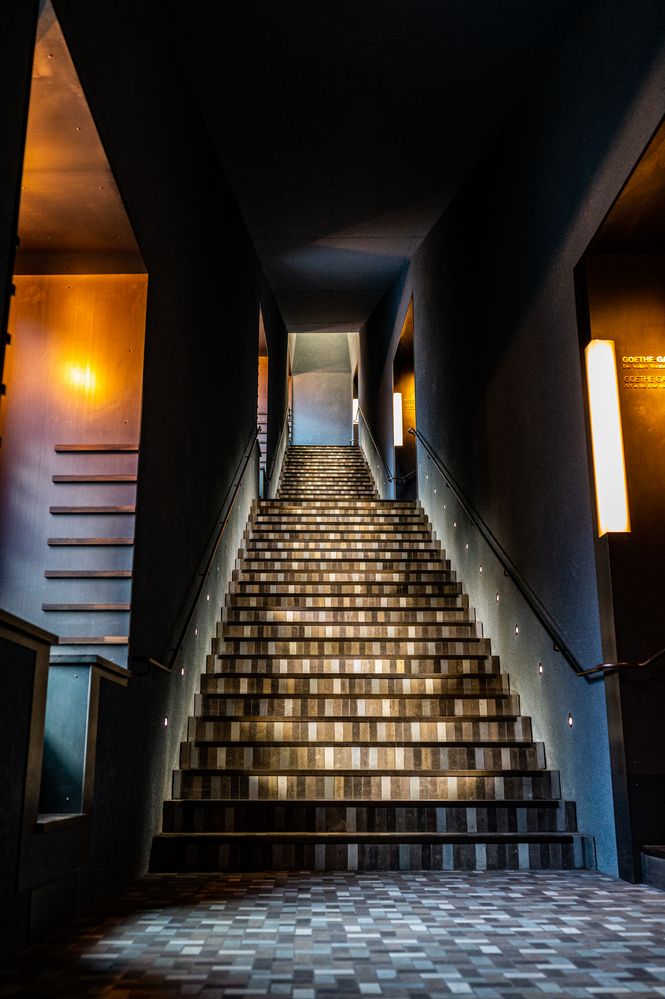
[352,398,359,425]
[393,392,403,446]
[585,339,630,536]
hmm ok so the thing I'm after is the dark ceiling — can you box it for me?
[169,0,585,334]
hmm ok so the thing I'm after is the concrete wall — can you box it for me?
[292,332,352,445]
[358,0,665,876]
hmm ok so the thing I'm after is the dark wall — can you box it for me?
[358,0,665,874]
[0,0,289,930]
[359,0,665,669]
[0,1,37,393]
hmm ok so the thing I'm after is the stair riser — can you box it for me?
[195,694,519,717]
[226,595,469,609]
[151,838,584,873]
[208,656,500,676]
[259,502,419,510]
[212,639,491,656]
[252,517,427,526]
[224,608,473,623]
[188,718,532,742]
[244,542,441,552]
[162,800,573,834]
[201,676,507,695]
[173,772,561,801]
[229,580,460,593]
[219,625,482,641]
[208,655,500,674]
[179,745,546,771]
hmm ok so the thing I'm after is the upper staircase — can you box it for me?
[151,444,591,871]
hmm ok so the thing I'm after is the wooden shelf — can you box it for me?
[57,636,128,645]
[47,537,134,546]
[45,570,133,578]
[49,505,136,514]
[52,475,137,483]
[54,444,139,453]
[42,603,131,612]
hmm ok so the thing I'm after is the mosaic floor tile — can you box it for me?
[2,872,665,997]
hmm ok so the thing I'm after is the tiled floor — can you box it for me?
[3,871,665,998]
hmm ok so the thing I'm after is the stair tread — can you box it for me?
[154,830,576,842]
[163,797,565,808]
[177,767,552,777]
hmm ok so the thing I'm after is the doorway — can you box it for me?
[257,307,269,492]
[392,298,416,499]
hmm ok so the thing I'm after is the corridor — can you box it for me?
[2,871,665,998]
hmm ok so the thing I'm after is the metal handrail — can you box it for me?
[357,404,393,482]
[265,406,292,485]
[577,646,665,678]
[408,425,665,682]
[133,425,260,674]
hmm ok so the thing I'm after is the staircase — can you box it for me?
[151,444,591,872]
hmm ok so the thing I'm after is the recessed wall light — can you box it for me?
[568,713,574,728]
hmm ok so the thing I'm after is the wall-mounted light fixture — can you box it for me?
[585,339,630,536]
[352,398,359,425]
[393,392,403,446]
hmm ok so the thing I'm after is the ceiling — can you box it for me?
[15,0,144,274]
[168,0,585,333]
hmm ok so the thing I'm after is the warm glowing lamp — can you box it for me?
[393,391,403,447]
[352,398,359,425]
[585,339,630,535]
[66,362,97,393]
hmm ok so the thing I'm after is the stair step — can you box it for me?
[178,744,546,771]
[172,770,561,801]
[226,595,469,609]
[195,693,518,717]
[209,655,500,674]
[187,716,532,742]
[200,674,506,694]
[150,832,584,872]
[161,798,574,833]
[223,608,472,622]
[244,541,441,552]
[228,582,463,596]
[212,639,492,656]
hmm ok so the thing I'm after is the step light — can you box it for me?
[393,392,403,447]
[585,339,630,536]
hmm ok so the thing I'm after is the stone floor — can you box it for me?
[2,871,665,998]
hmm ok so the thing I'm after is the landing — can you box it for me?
[3,872,665,996]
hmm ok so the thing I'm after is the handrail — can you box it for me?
[265,406,292,486]
[576,646,665,678]
[134,425,260,674]
[357,404,393,482]
[409,426,665,681]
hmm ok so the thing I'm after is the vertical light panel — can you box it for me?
[393,392,403,447]
[585,339,630,535]
[352,398,359,425]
